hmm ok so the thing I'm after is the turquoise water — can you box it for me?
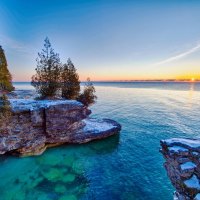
[1,82,200,200]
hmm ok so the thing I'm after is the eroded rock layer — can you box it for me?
[0,99,121,156]
[160,138,200,200]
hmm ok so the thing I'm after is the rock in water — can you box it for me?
[0,99,121,156]
[68,118,121,143]
[160,138,200,200]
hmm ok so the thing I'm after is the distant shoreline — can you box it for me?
[13,80,200,83]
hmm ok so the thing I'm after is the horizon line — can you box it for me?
[13,79,200,83]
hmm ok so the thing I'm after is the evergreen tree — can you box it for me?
[0,46,14,92]
[0,94,11,125]
[31,37,61,98]
[61,58,80,99]
[77,78,97,106]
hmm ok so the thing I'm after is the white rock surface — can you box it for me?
[195,193,200,200]
[83,118,119,133]
[168,146,188,153]
[180,162,196,171]
[163,138,200,149]
[10,99,83,112]
[184,175,200,190]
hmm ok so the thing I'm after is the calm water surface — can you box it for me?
[1,82,200,200]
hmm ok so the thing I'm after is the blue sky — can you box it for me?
[1,0,200,81]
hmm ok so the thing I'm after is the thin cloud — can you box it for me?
[0,34,30,53]
[153,43,200,66]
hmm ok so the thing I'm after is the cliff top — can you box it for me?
[9,99,83,113]
[161,138,200,151]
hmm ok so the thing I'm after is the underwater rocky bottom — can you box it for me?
[0,135,121,200]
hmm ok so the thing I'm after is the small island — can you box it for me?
[0,39,121,156]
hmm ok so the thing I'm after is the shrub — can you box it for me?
[61,59,80,99]
[77,78,97,106]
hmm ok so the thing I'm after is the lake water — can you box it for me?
[1,82,200,200]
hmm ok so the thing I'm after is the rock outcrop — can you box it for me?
[160,138,200,200]
[0,99,121,156]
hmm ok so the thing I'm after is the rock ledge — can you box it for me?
[0,99,121,156]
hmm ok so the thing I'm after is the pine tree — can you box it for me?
[31,37,61,98]
[77,78,97,106]
[0,46,14,92]
[61,58,80,99]
[0,94,11,125]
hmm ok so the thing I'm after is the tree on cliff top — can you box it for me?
[31,38,97,104]
[77,78,97,107]
[0,46,14,92]
[31,37,61,98]
[0,94,11,125]
[61,58,80,99]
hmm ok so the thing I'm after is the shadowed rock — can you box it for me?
[160,138,200,200]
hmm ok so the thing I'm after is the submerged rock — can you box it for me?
[59,195,77,200]
[42,168,63,182]
[54,184,67,193]
[0,99,121,156]
[63,174,76,183]
[160,138,200,200]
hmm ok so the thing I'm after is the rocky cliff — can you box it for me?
[160,138,200,200]
[0,99,121,156]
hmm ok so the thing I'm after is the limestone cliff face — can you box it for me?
[160,138,200,200]
[0,99,121,156]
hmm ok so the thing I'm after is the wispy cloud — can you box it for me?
[0,34,31,54]
[153,43,200,66]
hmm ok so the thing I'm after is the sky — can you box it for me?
[1,0,200,81]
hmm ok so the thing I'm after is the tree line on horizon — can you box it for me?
[0,38,97,107]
